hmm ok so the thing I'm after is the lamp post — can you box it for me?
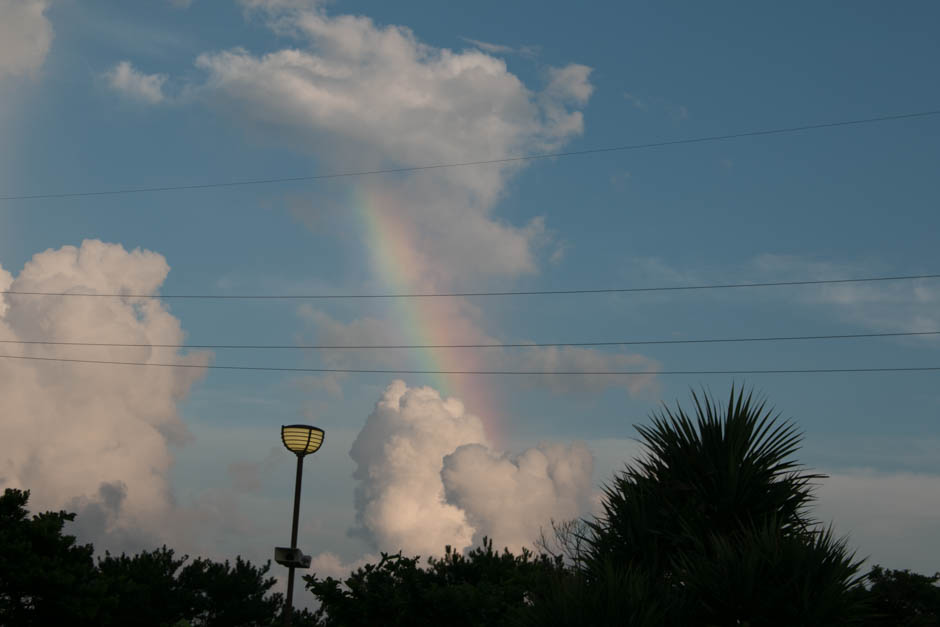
[276,424,324,626]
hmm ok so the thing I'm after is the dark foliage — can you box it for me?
[304,537,563,627]
[95,546,190,626]
[3,387,938,626]
[0,488,312,626]
[0,489,102,626]
[178,555,286,626]
[676,522,865,626]
[856,565,940,626]
[553,387,869,625]
[515,560,665,627]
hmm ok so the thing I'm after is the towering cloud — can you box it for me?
[194,1,592,283]
[0,0,53,80]
[0,240,209,548]
[442,441,593,550]
[348,381,594,555]
[349,381,487,555]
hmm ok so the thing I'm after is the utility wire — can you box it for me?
[3,272,939,300]
[0,353,938,376]
[2,109,938,202]
[1,330,937,350]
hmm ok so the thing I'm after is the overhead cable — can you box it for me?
[2,109,938,201]
[0,330,937,350]
[0,353,938,376]
[3,272,939,300]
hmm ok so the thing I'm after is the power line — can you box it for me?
[3,272,939,300]
[2,109,938,202]
[0,352,938,375]
[1,330,937,350]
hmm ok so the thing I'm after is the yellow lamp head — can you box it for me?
[281,424,325,456]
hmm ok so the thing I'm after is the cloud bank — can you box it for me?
[0,240,209,549]
[348,381,594,555]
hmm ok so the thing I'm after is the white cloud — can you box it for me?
[308,551,379,580]
[349,380,487,555]
[105,60,168,104]
[459,37,539,58]
[347,381,594,555]
[0,240,210,547]
[460,37,516,55]
[114,3,639,404]
[544,64,593,106]
[0,0,52,79]
[442,441,593,550]
[192,2,592,283]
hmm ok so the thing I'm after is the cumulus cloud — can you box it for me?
[348,381,594,555]
[349,381,487,555]
[442,441,593,550]
[114,2,648,402]
[198,3,652,404]
[66,481,160,555]
[191,2,591,283]
[105,61,168,104]
[309,551,380,580]
[0,240,209,547]
[0,0,53,79]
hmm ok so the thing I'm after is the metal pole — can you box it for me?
[284,454,304,626]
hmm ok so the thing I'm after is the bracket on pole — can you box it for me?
[275,547,312,568]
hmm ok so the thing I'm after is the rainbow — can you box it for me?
[352,185,503,443]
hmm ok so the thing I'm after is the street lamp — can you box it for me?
[276,424,324,626]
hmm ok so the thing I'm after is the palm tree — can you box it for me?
[545,387,867,626]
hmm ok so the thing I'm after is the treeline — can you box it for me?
[0,486,316,626]
[3,388,939,625]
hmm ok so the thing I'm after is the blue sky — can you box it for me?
[2,0,940,593]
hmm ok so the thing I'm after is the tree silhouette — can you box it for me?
[0,488,102,625]
[532,387,867,625]
[305,537,562,627]
[0,488,314,626]
[95,546,190,626]
[5,387,937,626]
[857,565,940,626]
